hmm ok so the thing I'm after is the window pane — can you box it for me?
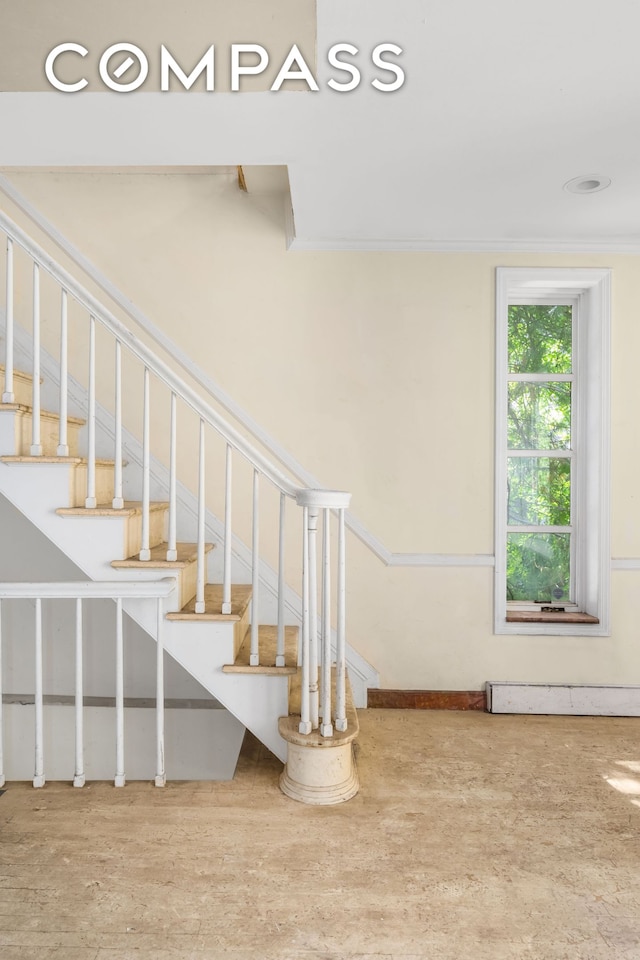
[506,533,571,602]
[508,458,571,525]
[508,304,572,374]
[507,382,571,449]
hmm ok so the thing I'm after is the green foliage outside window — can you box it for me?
[506,305,573,602]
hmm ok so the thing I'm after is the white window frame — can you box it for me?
[494,267,611,636]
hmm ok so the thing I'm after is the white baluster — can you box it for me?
[222,444,232,614]
[139,367,151,560]
[155,597,166,787]
[30,263,43,456]
[335,508,348,732]
[33,598,45,787]
[57,289,69,456]
[2,237,14,403]
[195,419,206,613]
[73,598,85,787]
[308,506,319,729]
[299,506,311,734]
[166,393,177,561]
[320,508,333,737]
[85,315,97,506]
[250,469,260,666]
[114,598,125,787]
[276,492,285,668]
[0,600,4,788]
[112,340,124,509]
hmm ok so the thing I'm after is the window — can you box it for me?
[495,268,611,635]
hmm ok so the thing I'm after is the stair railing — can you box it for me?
[0,210,351,737]
[0,579,176,788]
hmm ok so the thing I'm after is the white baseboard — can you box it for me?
[486,681,640,717]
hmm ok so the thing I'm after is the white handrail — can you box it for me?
[0,580,177,599]
[0,208,301,499]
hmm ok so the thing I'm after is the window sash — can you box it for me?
[495,267,611,635]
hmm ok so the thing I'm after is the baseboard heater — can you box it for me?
[486,682,640,717]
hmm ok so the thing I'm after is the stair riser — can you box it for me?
[235,603,251,659]
[15,410,82,457]
[178,561,199,609]
[3,372,35,407]
[123,510,166,558]
[70,463,115,508]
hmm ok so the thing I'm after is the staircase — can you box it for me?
[0,206,362,805]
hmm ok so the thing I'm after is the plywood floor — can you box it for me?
[1,710,639,959]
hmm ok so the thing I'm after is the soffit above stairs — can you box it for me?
[2,1,640,248]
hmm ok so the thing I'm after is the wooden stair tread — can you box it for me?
[57,500,169,517]
[112,541,214,568]
[223,625,299,675]
[0,401,85,424]
[279,668,360,746]
[166,583,252,621]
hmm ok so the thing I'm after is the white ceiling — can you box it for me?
[293,0,640,249]
[2,0,640,250]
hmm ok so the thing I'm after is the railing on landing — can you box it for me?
[0,579,176,789]
[0,208,350,739]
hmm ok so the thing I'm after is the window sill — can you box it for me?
[506,611,599,624]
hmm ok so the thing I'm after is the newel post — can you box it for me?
[295,489,351,737]
[280,488,358,805]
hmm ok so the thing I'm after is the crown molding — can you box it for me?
[287,236,640,254]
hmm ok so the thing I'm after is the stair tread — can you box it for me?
[57,500,169,517]
[0,401,85,424]
[2,456,116,465]
[223,625,299,675]
[112,541,215,568]
[166,583,252,621]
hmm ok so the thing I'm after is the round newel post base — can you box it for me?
[279,737,359,805]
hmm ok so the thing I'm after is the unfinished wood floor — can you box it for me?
[1,710,639,960]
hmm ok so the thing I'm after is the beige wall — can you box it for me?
[2,170,640,690]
